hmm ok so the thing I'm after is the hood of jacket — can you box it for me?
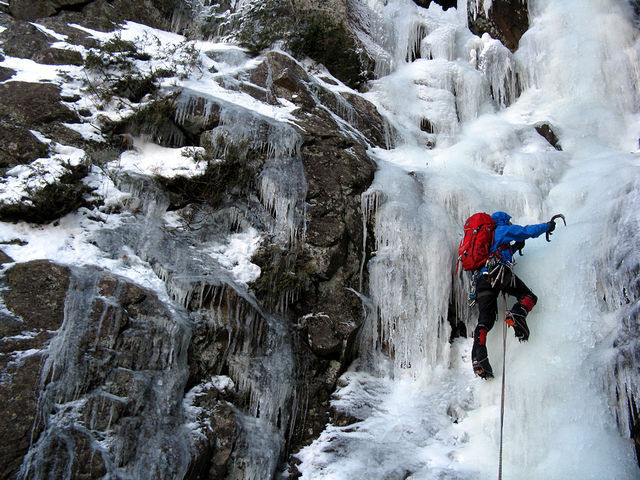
[491,211,512,226]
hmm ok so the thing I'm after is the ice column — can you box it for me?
[359,164,458,379]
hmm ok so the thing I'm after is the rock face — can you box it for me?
[0,260,70,479]
[0,261,193,479]
[0,3,389,475]
[9,0,181,30]
[157,48,384,467]
[187,0,374,90]
[0,20,97,224]
[535,122,562,151]
[468,0,530,52]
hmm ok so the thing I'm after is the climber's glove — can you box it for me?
[547,221,556,233]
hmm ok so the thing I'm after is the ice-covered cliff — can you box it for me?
[0,0,638,479]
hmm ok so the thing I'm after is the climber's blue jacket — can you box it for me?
[490,211,550,264]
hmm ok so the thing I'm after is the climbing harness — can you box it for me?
[487,261,515,289]
[498,294,507,480]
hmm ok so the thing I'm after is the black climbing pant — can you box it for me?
[473,267,537,341]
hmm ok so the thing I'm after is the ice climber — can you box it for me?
[470,212,559,379]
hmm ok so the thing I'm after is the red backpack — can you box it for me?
[456,212,496,273]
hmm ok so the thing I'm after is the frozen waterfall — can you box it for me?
[297,0,640,478]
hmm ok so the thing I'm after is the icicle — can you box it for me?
[259,155,307,247]
[421,24,456,61]
[476,34,520,109]
[357,167,456,379]
[468,0,493,20]
[207,106,302,160]
[360,188,385,290]
[175,88,222,130]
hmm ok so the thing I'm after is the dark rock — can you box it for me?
[467,0,529,52]
[0,353,45,479]
[184,388,238,480]
[9,0,181,31]
[245,53,378,454]
[0,124,49,169]
[0,260,70,477]
[175,93,221,139]
[0,160,91,224]
[39,15,101,48]
[0,82,80,128]
[0,262,198,479]
[420,118,435,133]
[0,66,15,81]
[535,123,562,150]
[0,21,53,59]
[177,49,381,463]
[305,314,342,356]
[112,93,195,148]
[77,0,181,31]
[61,93,82,102]
[339,91,390,148]
[287,8,373,90]
[0,250,13,264]
[248,51,315,108]
[9,0,58,20]
[633,1,640,22]
[33,47,84,65]
[4,260,71,331]
[44,122,89,147]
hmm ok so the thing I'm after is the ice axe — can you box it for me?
[546,214,566,242]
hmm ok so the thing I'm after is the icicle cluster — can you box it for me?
[358,166,457,379]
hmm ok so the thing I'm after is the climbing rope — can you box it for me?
[498,294,507,480]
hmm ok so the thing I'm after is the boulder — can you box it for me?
[4,260,70,332]
[305,314,342,356]
[9,0,182,31]
[9,0,59,20]
[292,0,349,25]
[183,386,239,479]
[0,66,14,81]
[33,47,84,65]
[0,12,86,63]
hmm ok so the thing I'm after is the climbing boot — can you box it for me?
[505,304,530,342]
[471,343,493,379]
